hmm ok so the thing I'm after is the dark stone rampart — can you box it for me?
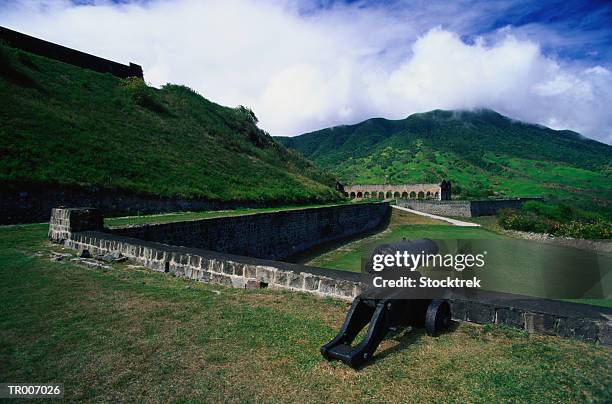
[0,26,143,79]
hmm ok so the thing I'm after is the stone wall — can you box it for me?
[398,200,472,217]
[398,198,541,217]
[48,207,611,344]
[48,207,103,243]
[1,183,283,225]
[0,26,143,79]
[110,203,390,261]
[66,230,364,300]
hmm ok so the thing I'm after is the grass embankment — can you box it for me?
[0,44,338,204]
[1,223,610,402]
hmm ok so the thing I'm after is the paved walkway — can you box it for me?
[391,204,481,227]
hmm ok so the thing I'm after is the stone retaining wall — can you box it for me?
[398,198,541,217]
[49,207,611,345]
[1,183,286,225]
[110,203,390,261]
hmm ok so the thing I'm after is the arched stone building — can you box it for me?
[342,180,451,201]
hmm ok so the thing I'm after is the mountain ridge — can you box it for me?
[277,109,611,211]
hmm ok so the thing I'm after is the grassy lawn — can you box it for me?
[1,223,610,402]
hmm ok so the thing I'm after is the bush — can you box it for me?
[498,207,611,239]
[120,77,167,114]
[556,220,611,239]
[497,208,558,234]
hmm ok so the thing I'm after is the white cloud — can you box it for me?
[1,0,611,143]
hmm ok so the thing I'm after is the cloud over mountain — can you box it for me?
[1,0,610,143]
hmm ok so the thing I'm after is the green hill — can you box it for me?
[0,44,339,204]
[278,110,611,213]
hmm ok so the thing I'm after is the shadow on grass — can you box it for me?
[353,320,460,371]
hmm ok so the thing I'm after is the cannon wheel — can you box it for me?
[425,299,451,336]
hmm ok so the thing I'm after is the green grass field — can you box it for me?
[1,222,610,402]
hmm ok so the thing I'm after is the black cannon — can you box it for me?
[321,239,452,368]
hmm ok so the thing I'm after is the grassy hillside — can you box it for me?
[278,110,611,213]
[0,44,339,204]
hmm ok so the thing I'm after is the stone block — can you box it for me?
[336,280,355,297]
[211,273,232,286]
[230,277,246,289]
[233,262,245,277]
[597,320,612,345]
[496,307,524,328]
[318,277,336,294]
[287,272,303,289]
[465,301,495,324]
[244,265,257,279]
[303,274,320,291]
[524,312,557,335]
[556,317,599,342]
[222,261,235,275]
[274,270,290,286]
[256,266,275,283]
[246,279,266,289]
[450,300,468,321]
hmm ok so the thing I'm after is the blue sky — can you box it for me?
[1,0,611,143]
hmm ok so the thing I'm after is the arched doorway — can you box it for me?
[401,191,408,199]
[409,191,416,199]
[357,191,363,198]
[350,192,356,199]
[417,191,425,199]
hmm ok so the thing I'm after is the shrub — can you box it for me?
[497,208,558,234]
[120,77,167,114]
[556,220,611,239]
[498,208,611,239]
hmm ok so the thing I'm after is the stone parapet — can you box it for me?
[48,207,103,242]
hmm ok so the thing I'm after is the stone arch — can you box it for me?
[350,192,356,199]
[386,191,393,199]
[364,192,370,199]
[409,191,416,199]
[357,191,363,198]
[426,191,431,198]
[393,191,401,198]
[378,192,385,199]
[401,191,408,199]
[417,191,425,199]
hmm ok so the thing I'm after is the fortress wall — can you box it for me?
[398,198,540,217]
[1,183,289,225]
[49,210,611,345]
[110,203,390,261]
[0,26,143,79]
[399,200,473,217]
